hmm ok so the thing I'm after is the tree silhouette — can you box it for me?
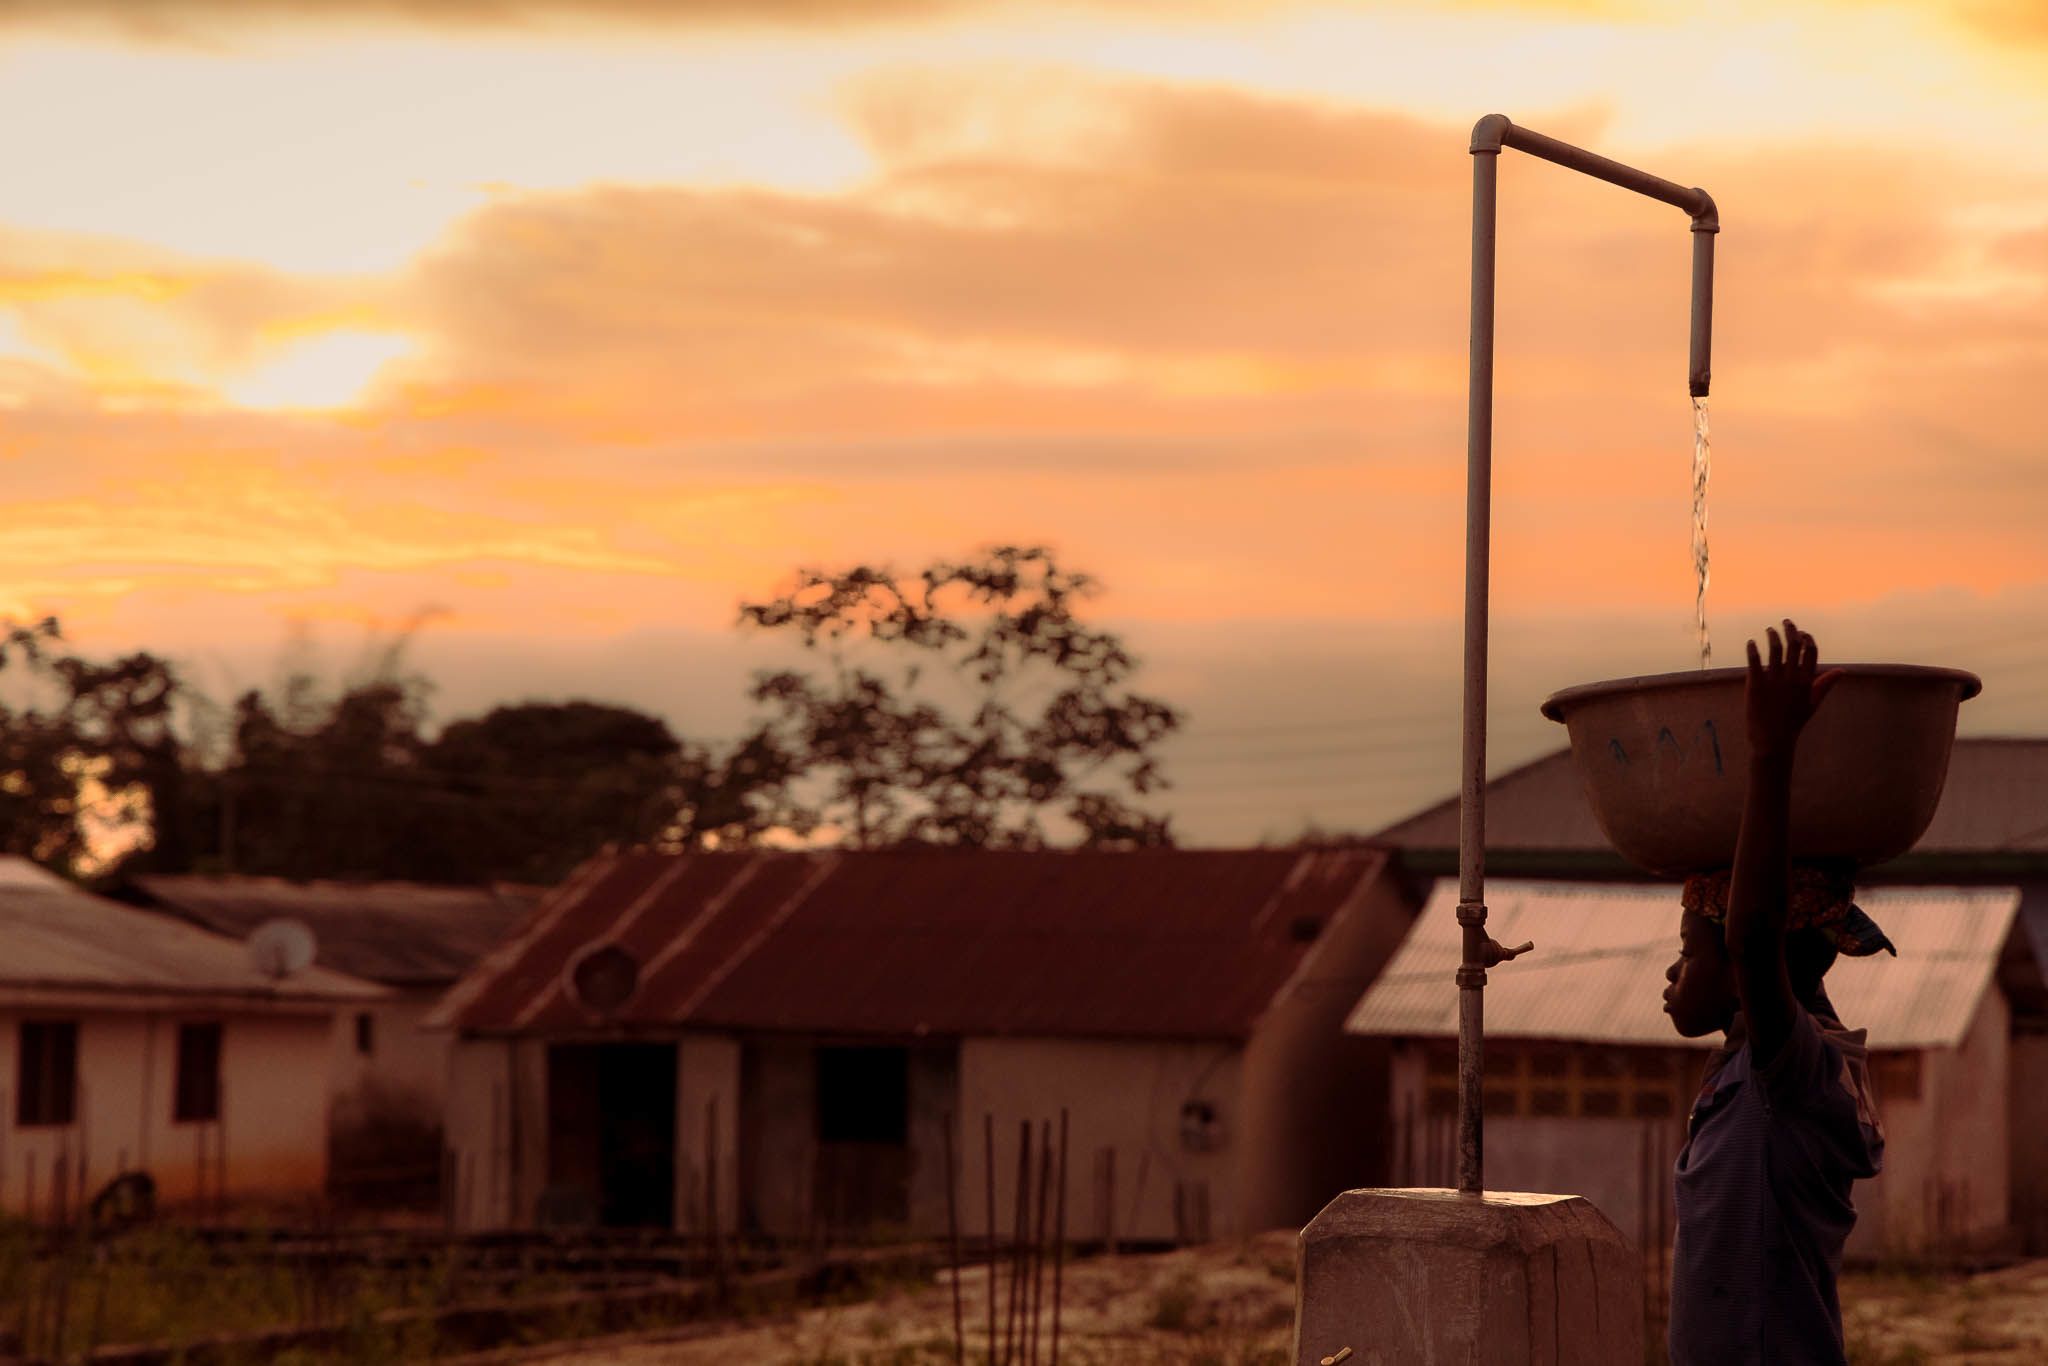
[740,545,1179,849]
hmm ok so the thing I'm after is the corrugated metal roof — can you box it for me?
[135,875,540,986]
[1346,878,2021,1051]
[0,859,382,1003]
[433,848,1397,1040]
[1371,739,2048,860]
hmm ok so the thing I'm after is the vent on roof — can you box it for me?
[566,942,640,1017]
[247,919,317,979]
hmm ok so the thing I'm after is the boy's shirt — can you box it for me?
[1669,1006,1884,1366]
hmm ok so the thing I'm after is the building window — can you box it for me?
[354,1012,375,1057]
[1423,1041,1696,1120]
[174,1022,222,1123]
[16,1020,77,1128]
[816,1046,908,1145]
[1870,1050,1921,1103]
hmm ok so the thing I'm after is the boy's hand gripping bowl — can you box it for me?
[1540,664,1981,876]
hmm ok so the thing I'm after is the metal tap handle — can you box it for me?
[1482,938,1535,968]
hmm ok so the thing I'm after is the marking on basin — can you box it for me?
[1609,739,1628,765]
[1647,720,1725,774]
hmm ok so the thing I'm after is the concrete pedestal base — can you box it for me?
[1292,1188,1643,1366]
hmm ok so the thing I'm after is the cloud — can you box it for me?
[0,0,967,43]
[14,0,1550,47]
[4,71,2046,715]
[0,226,401,400]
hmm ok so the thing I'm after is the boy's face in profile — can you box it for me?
[1665,910,1738,1038]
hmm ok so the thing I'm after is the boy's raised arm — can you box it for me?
[1726,620,1841,1068]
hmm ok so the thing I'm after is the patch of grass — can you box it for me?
[1950,1309,2014,1353]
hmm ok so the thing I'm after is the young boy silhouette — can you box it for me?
[1663,619,1891,1365]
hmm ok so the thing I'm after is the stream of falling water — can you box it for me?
[1692,395,1711,669]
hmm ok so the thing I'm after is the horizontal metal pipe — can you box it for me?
[1497,122,1711,221]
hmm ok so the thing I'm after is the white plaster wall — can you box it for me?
[904,1044,959,1234]
[1853,990,2011,1258]
[736,1038,958,1240]
[1240,865,1413,1232]
[1486,1116,1680,1251]
[740,1038,814,1238]
[959,1037,1243,1244]
[1387,997,2018,1264]
[328,993,448,1126]
[0,1005,332,1215]
[2009,1030,2048,1254]
[220,1011,333,1199]
[675,1034,740,1235]
[449,1032,745,1234]
[442,1034,516,1229]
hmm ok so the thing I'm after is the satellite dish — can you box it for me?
[248,919,318,980]
[566,942,640,1016]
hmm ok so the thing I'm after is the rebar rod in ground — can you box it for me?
[1050,1109,1068,1366]
[1004,1120,1031,1365]
[215,1085,228,1219]
[1027,1119,1052,1365]
[943,1111,964,1365]
[87,1228,113,1356]
[984,1114,998,1361]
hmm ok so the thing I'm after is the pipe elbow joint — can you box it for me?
[1470,114,1511,154]
[1689,187,1720,233]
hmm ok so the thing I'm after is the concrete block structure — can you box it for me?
[431,847,1417,1241]
[1293,1188,1641,1365]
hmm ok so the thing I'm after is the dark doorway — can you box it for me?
[814,1045,911,1231]
[547,1042,676,1228]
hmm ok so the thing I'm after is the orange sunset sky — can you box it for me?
[3,0,2046,842]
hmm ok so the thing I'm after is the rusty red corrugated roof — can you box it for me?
[430,847,1395,1040]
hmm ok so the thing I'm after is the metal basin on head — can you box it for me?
[1539,664,1981,876]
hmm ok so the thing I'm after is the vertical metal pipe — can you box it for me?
[1456,140,1500,1198]
[1688,223,1716,398]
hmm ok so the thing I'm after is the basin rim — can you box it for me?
[1539,662,1981,723]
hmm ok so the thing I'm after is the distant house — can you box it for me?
[1370,737,2048,885]
[0,859,382,1217]
[131,875,539,1203]
[1362,737,2048,1256]
[1349,879,2042,1259]
[429,848,1416,1241]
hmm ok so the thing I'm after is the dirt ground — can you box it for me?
[515,1236,2048,1366]
[525,1233,1299,1366]
[1841,1260,2048,1364]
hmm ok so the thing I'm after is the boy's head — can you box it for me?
[1663,912,1840,1038]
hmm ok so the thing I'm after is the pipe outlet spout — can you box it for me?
[1470,115,1717,397]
